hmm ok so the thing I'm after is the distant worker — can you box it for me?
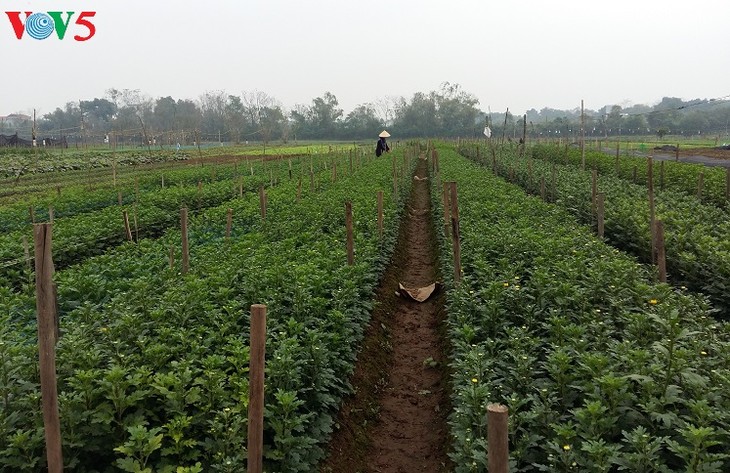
[376,130,391,157]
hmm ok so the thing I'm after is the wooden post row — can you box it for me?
[33,224,63,473]
[345,202,354,265]
[487,404,509,473]
[247,304,267,473]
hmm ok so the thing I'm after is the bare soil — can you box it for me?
[322,157,451,473]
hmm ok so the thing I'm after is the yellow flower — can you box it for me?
[503,282,509,287]
[700,351,707,355]
[649,299,658,305]
[563,444,571,451]
[471,378,478,384]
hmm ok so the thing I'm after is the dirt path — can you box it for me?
[323,156,450,473]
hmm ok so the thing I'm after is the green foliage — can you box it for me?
[433,145,730,472]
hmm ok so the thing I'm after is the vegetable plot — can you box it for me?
[433,146,730,472]
[1,149,412,471]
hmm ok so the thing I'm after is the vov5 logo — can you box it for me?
[5,11,96,41]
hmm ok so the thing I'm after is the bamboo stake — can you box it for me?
[33,224,63,473]
[697,171,704,199]
[122,210,133,241]
[247,304,267,473]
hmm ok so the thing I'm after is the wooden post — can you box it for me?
[122,211,133,242]
[181,208,189,274]
[48,206,54,224]
[29,206,36,224]
[332,162,337,182]
[597,192,605,238]
[648,158,656,263]
[450,182,462,284]
[675,144,680,161]
[113,160,117,187]
[239,178,244,198]
[33,224,63,473]
[133,208,139,243]
[225,208,233,240]
[288,159,292,180]
[697,171,704,199]
[161,174,165,189]
[259,186,266,220]
[345,202,355,265]
[118,191,123,206]
[56,185,61,197]
[377,190,384,239]
[615,143,620,174]
[655,220,667,283]
[591,169,598,215]
[487,404,509,473]
[581,99,586,171]
[247,304,267,473]
[442,182,450,238]
[540,176,546,200]
[135,177,139,203]
[551,164,557,201]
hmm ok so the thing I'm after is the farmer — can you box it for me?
[376,130,391,157]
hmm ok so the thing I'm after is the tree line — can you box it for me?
[3,85,729,145]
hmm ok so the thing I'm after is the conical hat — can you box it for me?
[378,130,391,138]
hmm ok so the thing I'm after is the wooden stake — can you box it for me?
[540,176,546,200]
[450,182,462,284]
[48,206,54,224]
[655,220,667,283]
[442,182,450,238]
[225,208,233,240]
[122,210,133,242]
[487,404,509,473]
[259,186,266,220]
[33,224,63,473]
[377,190,384,239]
[118,191,123,206]
[591,169,598,215]
[648,158,656,263]
[581,99,585,170]
[597,192,605,238]
[181,208,189,274]
[29,206,35,224]
[22,235,32,279]
[247,304,267,473]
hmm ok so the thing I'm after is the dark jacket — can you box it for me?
[376,137,390,157]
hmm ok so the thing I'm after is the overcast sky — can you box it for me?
[2,0,729,117]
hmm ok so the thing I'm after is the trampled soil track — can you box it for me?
[323,156,450,473]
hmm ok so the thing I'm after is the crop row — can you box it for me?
[431,145,730,472]
[0,152,362,289]
[0,146,412,471]
[531,143,730,209]
[458,142,730,318]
